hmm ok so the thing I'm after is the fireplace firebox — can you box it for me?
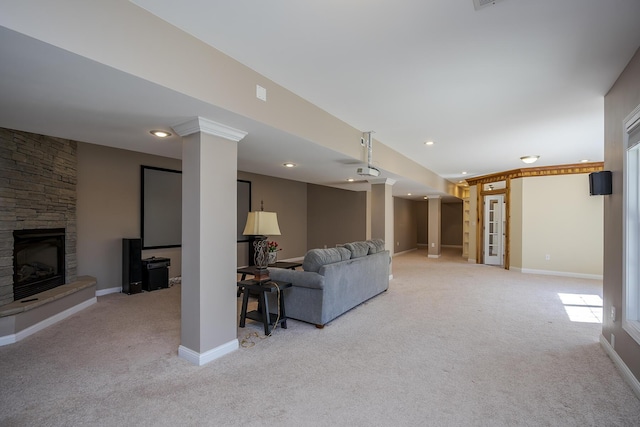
[13,228,66,301]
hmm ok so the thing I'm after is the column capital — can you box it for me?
[368,177,396,186]
[426,194,442,199]
[172,117,248,142]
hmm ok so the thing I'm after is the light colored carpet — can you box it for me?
[1,248,639,426]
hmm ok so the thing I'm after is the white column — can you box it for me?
[173,117,247,366]
[428,196,442,258]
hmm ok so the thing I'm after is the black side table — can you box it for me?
[237,279,292,335]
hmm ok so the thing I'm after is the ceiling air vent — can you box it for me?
[473,0,505,11]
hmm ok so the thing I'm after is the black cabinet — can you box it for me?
[142,257,170,291]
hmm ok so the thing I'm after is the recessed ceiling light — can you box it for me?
[407,193,412,196]
[424,141,435,146]
[150,130,171,138]
[462,171,468,175]
[423,196,428,200]
[283,163,296,168]
[520,155,540,164]
[347,178,355,182]
[580,159,590,163]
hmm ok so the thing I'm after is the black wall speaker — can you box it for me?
[589,171,612,196]
[122,238,142,294]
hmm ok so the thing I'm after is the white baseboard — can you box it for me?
[178,339,239,366]
[96,287,121,296]
[393,248,417,256]
[0,297,97,347]
[518,267,602,280]
[599,334,640,400]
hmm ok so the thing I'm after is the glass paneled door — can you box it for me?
[484,194,505,266]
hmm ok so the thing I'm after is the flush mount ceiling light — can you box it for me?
[346,178,355,182]
[580,159,590,163]
[283,162,296,168]
[520,155,540,164]
[150,130,171,138]
[461,171,468,175]
[424,141,435,146]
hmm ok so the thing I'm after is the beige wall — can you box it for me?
[603,47,640,380]
[519,174,603,277]
[76,143,182,291]
[307,184,366,249]
[470,173,602,275]
[236,171,307,266]
[394,198,418,252]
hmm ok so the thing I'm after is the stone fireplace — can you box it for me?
[0,128,77,307]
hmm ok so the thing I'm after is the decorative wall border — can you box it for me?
[465,162,604,186]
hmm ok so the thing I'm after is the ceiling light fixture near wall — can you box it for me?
[424,141,435,146]
[283,162,296,168]
[580,159,590,163]
[462,171,468,175]
[520,155,540,164]
[150,130,171,138]
[347,178,355,182]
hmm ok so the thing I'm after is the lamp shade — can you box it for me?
[242,211,281,236]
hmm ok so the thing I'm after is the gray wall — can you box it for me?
[394,197,418,252]
[236,171,308,266]
[442,201,463,246]
[77,142,182,291]
[307,184,366,249]
[603,47,640,381]
[414,200,463,248]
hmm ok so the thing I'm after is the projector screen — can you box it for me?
[141,166,182,249]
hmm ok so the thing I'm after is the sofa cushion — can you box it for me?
[344,241,370,259]
[303,247,351,273]
[367,239,385,254]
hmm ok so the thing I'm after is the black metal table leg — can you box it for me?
[239,284,250,328]
[258,287,271,335]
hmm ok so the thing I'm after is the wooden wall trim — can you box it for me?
[465,162,604,186]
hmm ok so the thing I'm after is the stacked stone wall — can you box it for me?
[0,128,77,306]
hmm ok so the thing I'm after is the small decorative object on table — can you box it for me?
[267,241,281,265]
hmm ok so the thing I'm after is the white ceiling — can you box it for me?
[2,0,640,200]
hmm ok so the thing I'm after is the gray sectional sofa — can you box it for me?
[267,239,390,328]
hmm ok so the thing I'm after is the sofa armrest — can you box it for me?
[268,268,325,290]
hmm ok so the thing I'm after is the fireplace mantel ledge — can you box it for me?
[0,276,97,318]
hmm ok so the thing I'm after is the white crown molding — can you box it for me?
[368,178,396,185]
[172,117,248,142]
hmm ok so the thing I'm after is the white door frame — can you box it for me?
[484,194,505,266]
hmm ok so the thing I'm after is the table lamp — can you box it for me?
[242,207,281,282]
